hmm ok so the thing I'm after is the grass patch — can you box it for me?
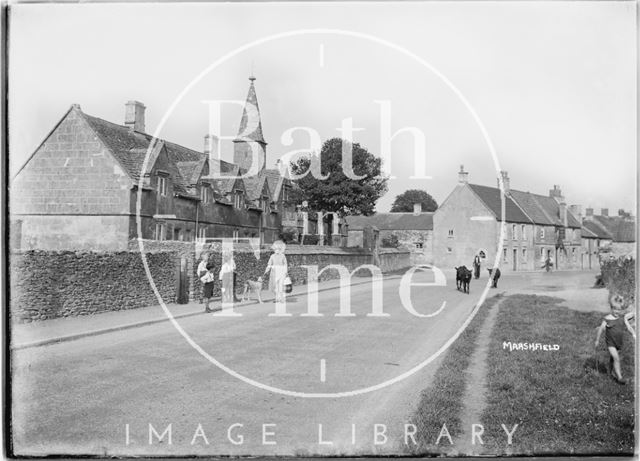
[481,294,635,456]
[407,294,502,455]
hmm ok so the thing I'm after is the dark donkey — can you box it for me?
[455,265,472,294]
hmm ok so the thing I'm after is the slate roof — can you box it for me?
[82,109,252,200]
[468,184,531,224]
[582,220,613,240]
[591,216,636,242]
[264,168,284,200]
[243,173,269,200]
[508,190,557,226]
[467,184,581,228]
[346,213,434,231]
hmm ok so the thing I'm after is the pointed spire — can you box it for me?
[235,75,266,144]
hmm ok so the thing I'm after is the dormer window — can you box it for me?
[200,184,211,203]
[234,189,244,209]
[157,175,168,196]
[261,195,269,212]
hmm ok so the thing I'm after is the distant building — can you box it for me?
[433,166,582,271]
[11,77,294,251]
[346,203,434,264]
[582,208,635,259]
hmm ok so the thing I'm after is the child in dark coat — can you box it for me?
[595,293,635,385]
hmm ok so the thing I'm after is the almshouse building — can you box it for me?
[11,77,294,251]
[433,166,582,271]
[345,204,434,265]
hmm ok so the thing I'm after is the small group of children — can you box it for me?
[594,293,636,385]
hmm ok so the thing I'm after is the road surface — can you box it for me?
[11,269,592,456]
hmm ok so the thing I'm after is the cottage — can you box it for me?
[11,77,293,251]
[582,208,635,259]
[433,166,582,271]
[346,204,434,264]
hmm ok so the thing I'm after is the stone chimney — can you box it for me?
[458,165,468,184]
[601,208,609,217]
[202,134,220,177]
[585,207,594,217]
[125,101,146,132]
[549,185,565,203]
[497,171,510,193]
[618,209,628,217]
[559,203,568,227]
[569,205,582,222]
[413,203,422,215]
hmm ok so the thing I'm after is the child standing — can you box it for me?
[595,294,636,385]
[219,251,235,305]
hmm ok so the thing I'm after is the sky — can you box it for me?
[8,1,637,214]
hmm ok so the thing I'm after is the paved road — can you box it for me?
[11,269,597,456]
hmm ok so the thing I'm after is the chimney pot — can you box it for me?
[458,165,469,184]
[125,101,146,133]
[413,203,422,215]
[498,170,510,193]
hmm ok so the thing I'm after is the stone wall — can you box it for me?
[10,250,178,323]
[10,244,412,322]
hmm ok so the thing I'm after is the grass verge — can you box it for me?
[407,294,502,455]
[481,294,635,455]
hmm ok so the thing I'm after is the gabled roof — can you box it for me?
[234,78,266,144]
[346,212,434,231]
[582,220,613,240]
[467,184,531,224]
[243,172,270,201]
[507,190,556,226]
[591,216,636,242]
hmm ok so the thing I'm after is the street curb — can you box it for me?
[12,274,403,350]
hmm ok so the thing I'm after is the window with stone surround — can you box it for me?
[522,248,527,261]
[234,189,244,209]
[233,229,239,241]
[521,225,526,240]
[154,223,166,240]
[540,227,545,239]
[157,176,168,197]
[503,248,508,262]
[200,184,211,203]
[512,224,517,240]
[448,229,454,238]
[198,227,206,240]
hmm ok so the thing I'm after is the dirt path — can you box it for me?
[453,297,504,455]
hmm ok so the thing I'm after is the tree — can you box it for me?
[390,189,438,212]
[289,138,388,216]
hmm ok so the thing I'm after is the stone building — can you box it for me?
[433,166,582,271]
[582,208,635,259]
[345,204,434,264]
[11,77,294,251]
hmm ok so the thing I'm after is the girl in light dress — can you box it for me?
[264,240,288,303]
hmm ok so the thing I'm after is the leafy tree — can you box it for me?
[289,138,388,217]
[390,189,438,212]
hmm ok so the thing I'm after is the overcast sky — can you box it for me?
[9,1,636,214]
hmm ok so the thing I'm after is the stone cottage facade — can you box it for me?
[345,205,433,264]
[433,166,582,271]
[11,77,295,251]
[582,208,636,259]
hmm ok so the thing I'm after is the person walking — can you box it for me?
[197,252,215,313]
[264,240,288,303]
